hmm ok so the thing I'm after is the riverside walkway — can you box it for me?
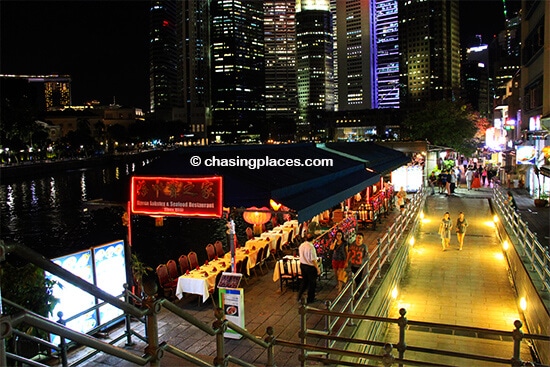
[77,186,547,367]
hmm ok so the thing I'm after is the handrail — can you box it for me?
[492,186,550,293]
[293,305,548,367]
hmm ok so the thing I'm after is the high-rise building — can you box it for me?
[43,76,72,111]
[149,1,182,119]
[333,0,375,111]
[181,0,211,145]
[296,0,335,140]
[210,0,265,144]
[374,0,399,108]
[462,45,490,117]
[264,0,297,138]
[398,0,461,111]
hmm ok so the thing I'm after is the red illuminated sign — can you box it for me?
[131,176,223,218]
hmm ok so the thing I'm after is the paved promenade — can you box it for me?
[73,186,547,367]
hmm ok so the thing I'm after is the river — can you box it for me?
[0,154,236,269]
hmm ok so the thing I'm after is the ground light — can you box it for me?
[409,237,415,246]
[493,214,499,223]
[502,240,510,251]
[391,286,398,299]
[519,297,527,311]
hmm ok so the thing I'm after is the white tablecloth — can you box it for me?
[176,258,229,302]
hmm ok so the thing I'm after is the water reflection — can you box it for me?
[0,158,249,268]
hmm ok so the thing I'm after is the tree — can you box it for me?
[402,100,478,155]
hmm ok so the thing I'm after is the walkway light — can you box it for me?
[502,240,509,251]
[493,215,499,223]
[391,286,398,299]
[519,297,527,311]
[409,237,415,246]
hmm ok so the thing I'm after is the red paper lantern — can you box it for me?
[243,207,271,235]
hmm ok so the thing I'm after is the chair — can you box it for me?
[270,236,282,261]
[278,258,296,292]
[188,251,199,270]
[253,247,264,276]
[208,271,224,304]
[214,240,225,258]
[205,243,216,261]
[245,227,254,240]
[239,256,250,284]
[155,264,177,299]
[166,259,179,279]
[259,244,270,272]
[178,254,190,274]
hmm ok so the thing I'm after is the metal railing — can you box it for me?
[492,187,550,293]
[290,304,549,367]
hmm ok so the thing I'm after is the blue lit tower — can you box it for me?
[333,0,375,111]
[296,0,335,140]
[210,0,265,144]
[374,0,399,108]
[149,1,182,119]
[264,0,297,136]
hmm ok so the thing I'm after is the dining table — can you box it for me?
[175,257,230,302]
[272,255,323,282]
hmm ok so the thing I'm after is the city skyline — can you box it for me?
[0,0,520,110]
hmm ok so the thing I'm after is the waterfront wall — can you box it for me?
[0,150,166,184]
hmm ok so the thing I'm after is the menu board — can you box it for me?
[47,240,127,343]
[93,240,126,325]
[48,250,97,344]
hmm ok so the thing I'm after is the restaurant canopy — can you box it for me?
[135,142,409,222]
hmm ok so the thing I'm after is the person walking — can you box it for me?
[347,232,367,290]
[455,212,468,250]
[396,187,407,213]
[428,171,437,195]
[297,233,321,304]
[329,230,348,292]
[438,212,452,251]
[465,167,474,191]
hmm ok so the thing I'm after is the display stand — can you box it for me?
[218,272,244,339]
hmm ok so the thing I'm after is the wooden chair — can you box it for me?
[188,251,199,270]
[270,236,283,261]
[253,247,264,276]
[259,244,270,272]
[238,257,250,284]
[155,264,177,299]
[214,240,225,258]
[166,259,179,279]
[278,258,295,292]
[178,254,190,274]
[205,243,216,261]
[245,227,254,240]
[208,271,224,304]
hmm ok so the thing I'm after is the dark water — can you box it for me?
[0,159,244,269]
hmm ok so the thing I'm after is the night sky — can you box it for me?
[0,0,521,111]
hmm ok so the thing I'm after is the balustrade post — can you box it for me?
[377,238,382,278]
[123,283,135,346]
[265,326,276,367]
[56,311,68,367]
[396,308,408,367]
[544,248,550,292]
[349,281,356,321]
[212,307,227,367]
[298,298,307,367]
[143,279,162,367]
[511,320,524,367]
[381,343,395,367]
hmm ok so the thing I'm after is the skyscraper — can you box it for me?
[210,0,265,144]
[264,0,297,137]
[398,0,460,111]
[374,0,399,108]
[296,0,335,140]
[181,0,211,145]
[333,0,375,111]
[149,1,182,119]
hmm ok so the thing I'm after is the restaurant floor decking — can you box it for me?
[59,185,548,367]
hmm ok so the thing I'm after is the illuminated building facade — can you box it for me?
[181,0,211,145]
[296,0,334,140]
[43,77,72,111]
[149,0,182,118]
[264,1,297,129]
[462,45,490,118]
[333,0,375,111]
[374,0,399,108]
[398,0,460,111]
[210,0,265,144]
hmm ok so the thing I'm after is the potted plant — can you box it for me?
[533,166,549,207]
[130,253,153,298]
